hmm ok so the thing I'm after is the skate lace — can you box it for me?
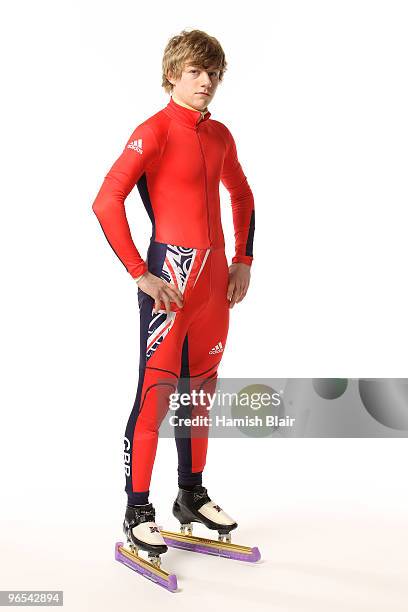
[139,508,155,522]
[192,486,211,504]
[129,504,155,524]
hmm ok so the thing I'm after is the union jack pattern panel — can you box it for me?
[160,245,196,290]
[146,245,198,362]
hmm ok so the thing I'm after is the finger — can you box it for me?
[227,280,235,302]
[232,283,244,303]
[236,289,247,303]
[160,291,172,315]
[229,287,239,309]
[153,298,161,314]
[163,281,184,303]
[164,285,184,308]
[234,281,247,303]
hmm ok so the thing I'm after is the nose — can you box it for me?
[199,71,212,89]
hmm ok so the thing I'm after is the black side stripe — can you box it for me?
[245,209,255,257]
[137,173,156,241]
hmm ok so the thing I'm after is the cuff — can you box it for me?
[232,254,253,266]
[129,261,148,279]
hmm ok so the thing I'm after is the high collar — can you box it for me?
[164,95,212,129]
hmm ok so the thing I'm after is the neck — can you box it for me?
[172,93,208,114]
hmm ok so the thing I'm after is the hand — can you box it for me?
[227,263,251,308]
[137,271,184,314]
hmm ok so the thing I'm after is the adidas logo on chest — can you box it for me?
[127,139,143,154]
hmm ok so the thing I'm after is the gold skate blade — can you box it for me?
[118,544,171,580]
[160,530,253,554]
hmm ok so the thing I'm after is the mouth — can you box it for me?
[196,92,210,97]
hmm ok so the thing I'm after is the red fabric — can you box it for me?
[131,247,229,492]
[92,97,255,278]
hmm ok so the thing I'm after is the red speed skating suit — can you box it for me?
[92,95,255,503]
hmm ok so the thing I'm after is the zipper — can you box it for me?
[196,122,211,245]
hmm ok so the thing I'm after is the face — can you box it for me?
[167,61,221,110]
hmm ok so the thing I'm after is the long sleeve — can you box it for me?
[221,127,255,266]
[92,122,160,279]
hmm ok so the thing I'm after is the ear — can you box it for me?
[166,70,175,86]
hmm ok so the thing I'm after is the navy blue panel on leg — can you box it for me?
[175,333,203,487]
[123,240,168,502]
[127,491,150,506]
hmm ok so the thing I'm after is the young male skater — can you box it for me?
[92,29,255,556]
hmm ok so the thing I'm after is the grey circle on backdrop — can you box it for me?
[312,378,348,400]
[359,379,408,430]
[231,384,285,437]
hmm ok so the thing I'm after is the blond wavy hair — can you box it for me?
[162,29,228,94]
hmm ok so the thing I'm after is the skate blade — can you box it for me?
[160,530,261,563]
[115,542,178,592]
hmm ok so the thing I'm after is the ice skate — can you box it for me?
[161,485,261,562]
[115,502,178,592]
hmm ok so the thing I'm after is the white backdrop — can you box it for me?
[1,1,408,610]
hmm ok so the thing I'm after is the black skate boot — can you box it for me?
[172,484,238,539]
[161,485,260,562]
[123,502,168,559]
